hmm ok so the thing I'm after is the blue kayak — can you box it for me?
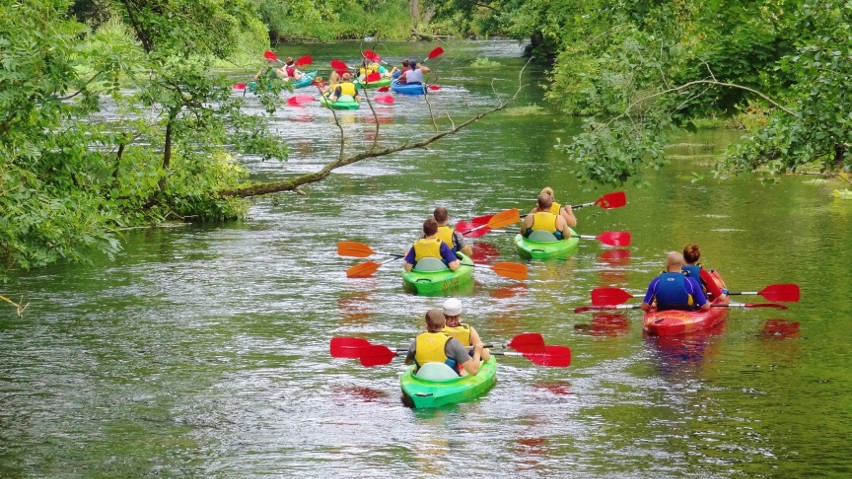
[390,79,426,96]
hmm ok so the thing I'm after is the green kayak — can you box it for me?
[514,228,579,260]
[400,357,497,408]
[355,77,392,89]
[402,252,475,295]
[319,95,361,110]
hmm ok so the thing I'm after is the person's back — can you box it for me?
[642,252,709,312]
[521,193,569,240]
[406,65,424,84]
[404,217,460,272]
[406,309,484,376]
[441,298,490,361]
[332,73,359,102]
[432,207,473,257]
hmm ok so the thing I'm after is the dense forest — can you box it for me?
[1,0,849,282]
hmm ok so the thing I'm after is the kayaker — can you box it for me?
[641,252,710,312]
[279,57,303,81]
[442,298,490,361]
[431,207,474,257]
[539,187,577,228]
[682,243,727,300]
[404,218,461,272]
[397,59,430,84]
[359,59,396,79]
[330,73,361,103]
[405,309,486,376]
[321,72,340,97]
[520,193,571,240]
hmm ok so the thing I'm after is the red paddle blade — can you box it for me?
[233,83,246,90]
[470,214,494,224]
[428,85,441,91]
[427,46,444,59]
[359,345,398,366]
[346,261,382,278]
[591,287,634,306]
[760,284,800,302]
[330,337,372,358]
[364,49,379,62]
[365,72,382,83]
[376,86,390,92]
[595,191,626,209]
[491,262,528,281]
[295,55,312,66]
[338,241,376,258]
[263,50,279,62]
[456,221,490,238]
[597,231,631,246]
[524,345,571,367]
[375,95,394,104]
[330,59,348,70]
[507,333,546,353]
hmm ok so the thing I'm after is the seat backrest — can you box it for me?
[415,362,459,382]
[414,257,448,272]
[528,230,559,243]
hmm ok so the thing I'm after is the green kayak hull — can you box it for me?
[400,357,497,408]
[355,77,392,89]
[319,96,361,110]
[402,253,475,295]
[514,228,579,260]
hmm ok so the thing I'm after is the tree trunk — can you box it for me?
[159,119,173,192]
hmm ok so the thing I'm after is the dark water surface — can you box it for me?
[1,41,850,478]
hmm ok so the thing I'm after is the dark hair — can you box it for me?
[423,217,438,236]
[425,309,446,332]
[402,59,410,68]
[683,243,701,263]
[433,207,448,223]
[286,57,294,65]
[537,193,553,210]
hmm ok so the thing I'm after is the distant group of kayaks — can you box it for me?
[234,47,446,110]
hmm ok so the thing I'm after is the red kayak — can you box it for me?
[642,271,729,336]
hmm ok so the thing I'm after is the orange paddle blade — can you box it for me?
[486,208,520,229]
[338,241,376,257]
[346,261,382,278]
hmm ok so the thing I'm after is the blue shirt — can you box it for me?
[643,273,708,310]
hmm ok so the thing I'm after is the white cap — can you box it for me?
[442,298,462,316]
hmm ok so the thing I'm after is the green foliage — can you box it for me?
[0,0,289,280]
[470,57,501,67]
[258,0,412,41]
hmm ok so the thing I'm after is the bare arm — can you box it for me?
[458,343,483,375]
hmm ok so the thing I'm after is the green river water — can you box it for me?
[1,41,850,478]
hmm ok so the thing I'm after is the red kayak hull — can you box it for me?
[642,271,729,336]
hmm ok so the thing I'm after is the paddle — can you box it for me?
[468,191,627,226]
[264,51,312,67]
[575,231,631,246]
[458,208,520,235]
[295,55,312,67]
[364,49,392,67]
[287,95,316,106]
[428,85,441,91]
[421,46,445,64]
[591,283,800,306]
[464,262,527,281]
[330,59,349,72]
[346,256,403,278]
[357,343,570,367]
[330,333,545,358]
[233,83,247,90]
[338,240,386,258]
[364,72,382,83]
[573,302,789,313]
[377,86,390,92]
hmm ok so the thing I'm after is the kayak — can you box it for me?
[355,77,392,89]
[319,95,360,110]
[247,70,317,93]
[390,79,426,96]
[514,228,580,260]
[400,357,497,408]
[833,189,852,199]
[642,270,729,336]
[290,70,317,89]
[402,252,475,295]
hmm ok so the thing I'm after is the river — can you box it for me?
[1,41,850,478]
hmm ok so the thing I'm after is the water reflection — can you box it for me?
[574,313,630,336]
[761,319,800,339]
[646,320,726,375]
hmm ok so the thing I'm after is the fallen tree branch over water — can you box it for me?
[218,61,530,199]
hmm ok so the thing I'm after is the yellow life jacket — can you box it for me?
[531,211,558,233]
[339,82,357,97]
[359,64,379,76]
[414,331,452,367]
[436,225,454,248]
[549,201,562,215]
[443,323,471,346]
[412,238,443,262]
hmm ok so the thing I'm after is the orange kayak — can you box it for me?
[642,271,729,336]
